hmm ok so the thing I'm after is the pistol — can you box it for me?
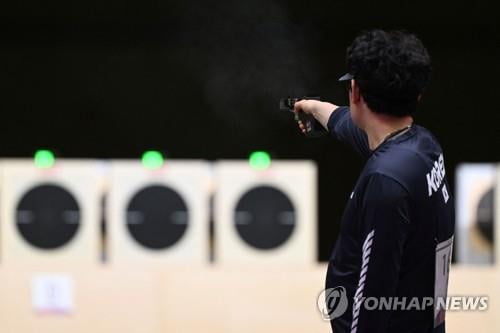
[280,96,327,138]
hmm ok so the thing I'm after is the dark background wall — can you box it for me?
[0,0,498,260]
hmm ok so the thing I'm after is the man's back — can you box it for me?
[325,107,455,332]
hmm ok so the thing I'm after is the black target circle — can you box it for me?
[16,184,80,249]
[234,186,296,250]
[126,185,189,250]
[476,188,494,244]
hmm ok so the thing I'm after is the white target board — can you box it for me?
[214,161,317,266]
[107,160,211,267]
[496,166,500,265]
[456,163,497,264]
[0,159,105,268]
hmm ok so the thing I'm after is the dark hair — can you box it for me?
[346,30,431,117]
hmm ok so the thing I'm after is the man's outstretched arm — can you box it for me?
[294,100,370,157]
[293,100,339,129]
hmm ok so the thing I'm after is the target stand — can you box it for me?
[456,163,497,264]
[0,159,105,269]
[214,161,317,267]
[107,160,211,268]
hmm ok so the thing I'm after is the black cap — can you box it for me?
[338,73,354,81]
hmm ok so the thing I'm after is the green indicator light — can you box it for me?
[249,151,271,170]
[142,151,164,169]
[34,150,56,169]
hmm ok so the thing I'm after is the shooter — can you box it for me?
[293,30,455,333]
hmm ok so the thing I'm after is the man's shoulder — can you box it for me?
[365,125,444,194]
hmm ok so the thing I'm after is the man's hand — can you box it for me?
[293,100,339,134]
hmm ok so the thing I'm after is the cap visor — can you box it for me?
[338,73,354,81]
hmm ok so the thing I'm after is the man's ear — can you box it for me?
[351,80,361,104]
